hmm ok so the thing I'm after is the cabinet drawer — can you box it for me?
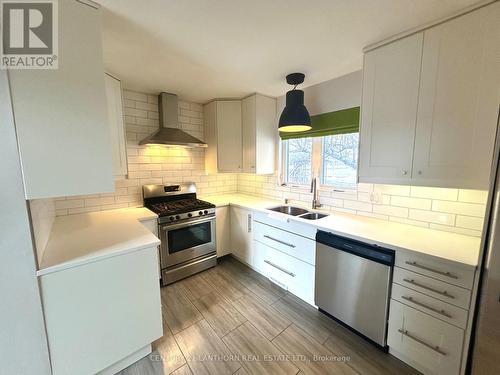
[393,267,471,310]
[391,284,468,329]
[253,221,315,265]
[388,300,464,375]
[396,251,475,289]
[257,240,315,305]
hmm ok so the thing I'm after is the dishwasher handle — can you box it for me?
[316,230,395,266]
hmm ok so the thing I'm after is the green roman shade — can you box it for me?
[280,106,360,140]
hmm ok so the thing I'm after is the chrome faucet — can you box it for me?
[310,177,321,209]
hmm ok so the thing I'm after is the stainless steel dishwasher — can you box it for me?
[315,230,395,348]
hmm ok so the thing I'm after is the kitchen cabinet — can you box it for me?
[242,94,277,174]
[412,4,500,189]
[216,206,231,257]
[8,0,114,199]
[359,33,423,185]
[252,215,316,306]
[388,251,476,375]
[39,246,162,375]
[230,206,253,265]
[388,299,464,375]
[104,73,128,178]
[204,100,242,173]
[359,2,500,189]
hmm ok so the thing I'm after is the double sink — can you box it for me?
[267,205,328,220]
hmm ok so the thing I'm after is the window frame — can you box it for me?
[280,132,359,190]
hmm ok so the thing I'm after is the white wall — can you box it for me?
[0,72,51,374]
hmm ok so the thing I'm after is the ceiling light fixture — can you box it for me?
[278,73,311,133]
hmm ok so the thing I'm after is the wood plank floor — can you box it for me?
[118,256,419,375]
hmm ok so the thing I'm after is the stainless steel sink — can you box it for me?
[299,212,328,220]
[268,205,310,216]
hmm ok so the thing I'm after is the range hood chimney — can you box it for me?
[138,92,207,148]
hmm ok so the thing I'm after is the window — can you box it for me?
[283,138,313,185]
[321,133,359,187]
[282,132,359,188]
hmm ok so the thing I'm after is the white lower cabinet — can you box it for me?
[230,206,253,265]
[257,240,315,305]
[39,247,162,375]
[216,207,231,257]
[388,252,476,375]
[251,218,316,306]
[388,299,464,375]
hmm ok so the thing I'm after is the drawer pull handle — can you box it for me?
[405,261,458,279]
[263,235,296,248]
[264,260,295,277]
[398,329,447,356]
[401,296,452,318]
[402,278,455,299]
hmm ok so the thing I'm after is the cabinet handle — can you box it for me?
[397,329,447,356]
[402,170,407,175]
[263,235,296,248]
[402,278,455,299]
[401,296,452,318]
[264,260,295,277]
[247,214,252,233]
[418,170,422,175]
[405,261,458,279]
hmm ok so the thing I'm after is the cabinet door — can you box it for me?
[217,101,242,172]
[242,95,257,173]
[230,206,252,265]
[388,299,464,375]
[358,33,423,184]
[254,94,277,174]
[8,0,114,199]
[105,74,128,178]
[216,207,231,257]
[412,3,500,189]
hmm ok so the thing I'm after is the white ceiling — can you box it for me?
[98,0,479,103]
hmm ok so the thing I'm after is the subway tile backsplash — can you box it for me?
[237,174,488,237]
[54,89,488,238]
[54,90,238,216]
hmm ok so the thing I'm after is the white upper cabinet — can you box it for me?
[8,0,113,199]
[204,100,242,173]
[242,94,277,174]
[358,33,423,184]
[359,2,500,189]
[412,3,500,189]
[104,74,128,178]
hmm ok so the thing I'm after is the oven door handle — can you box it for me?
[161,216,215,231]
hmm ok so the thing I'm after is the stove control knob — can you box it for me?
[199,211,203,216]
[169,216,175,221]
[188,213,193,218]
[204,210,208,215]
[175,215,180,220]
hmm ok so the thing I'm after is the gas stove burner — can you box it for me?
[143,183,216,224]
[148,198,215,216]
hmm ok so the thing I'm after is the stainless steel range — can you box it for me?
[143,183,216,286]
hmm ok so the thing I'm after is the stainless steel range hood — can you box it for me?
[138,92,207,148]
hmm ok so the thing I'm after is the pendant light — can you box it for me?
[278,72,312,133]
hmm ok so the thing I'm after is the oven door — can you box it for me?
[159,216,216,268]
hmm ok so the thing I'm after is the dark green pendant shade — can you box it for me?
[278,90,312,132]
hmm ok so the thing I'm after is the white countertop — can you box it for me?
[37,207,160,276]
[202,193,481,267]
